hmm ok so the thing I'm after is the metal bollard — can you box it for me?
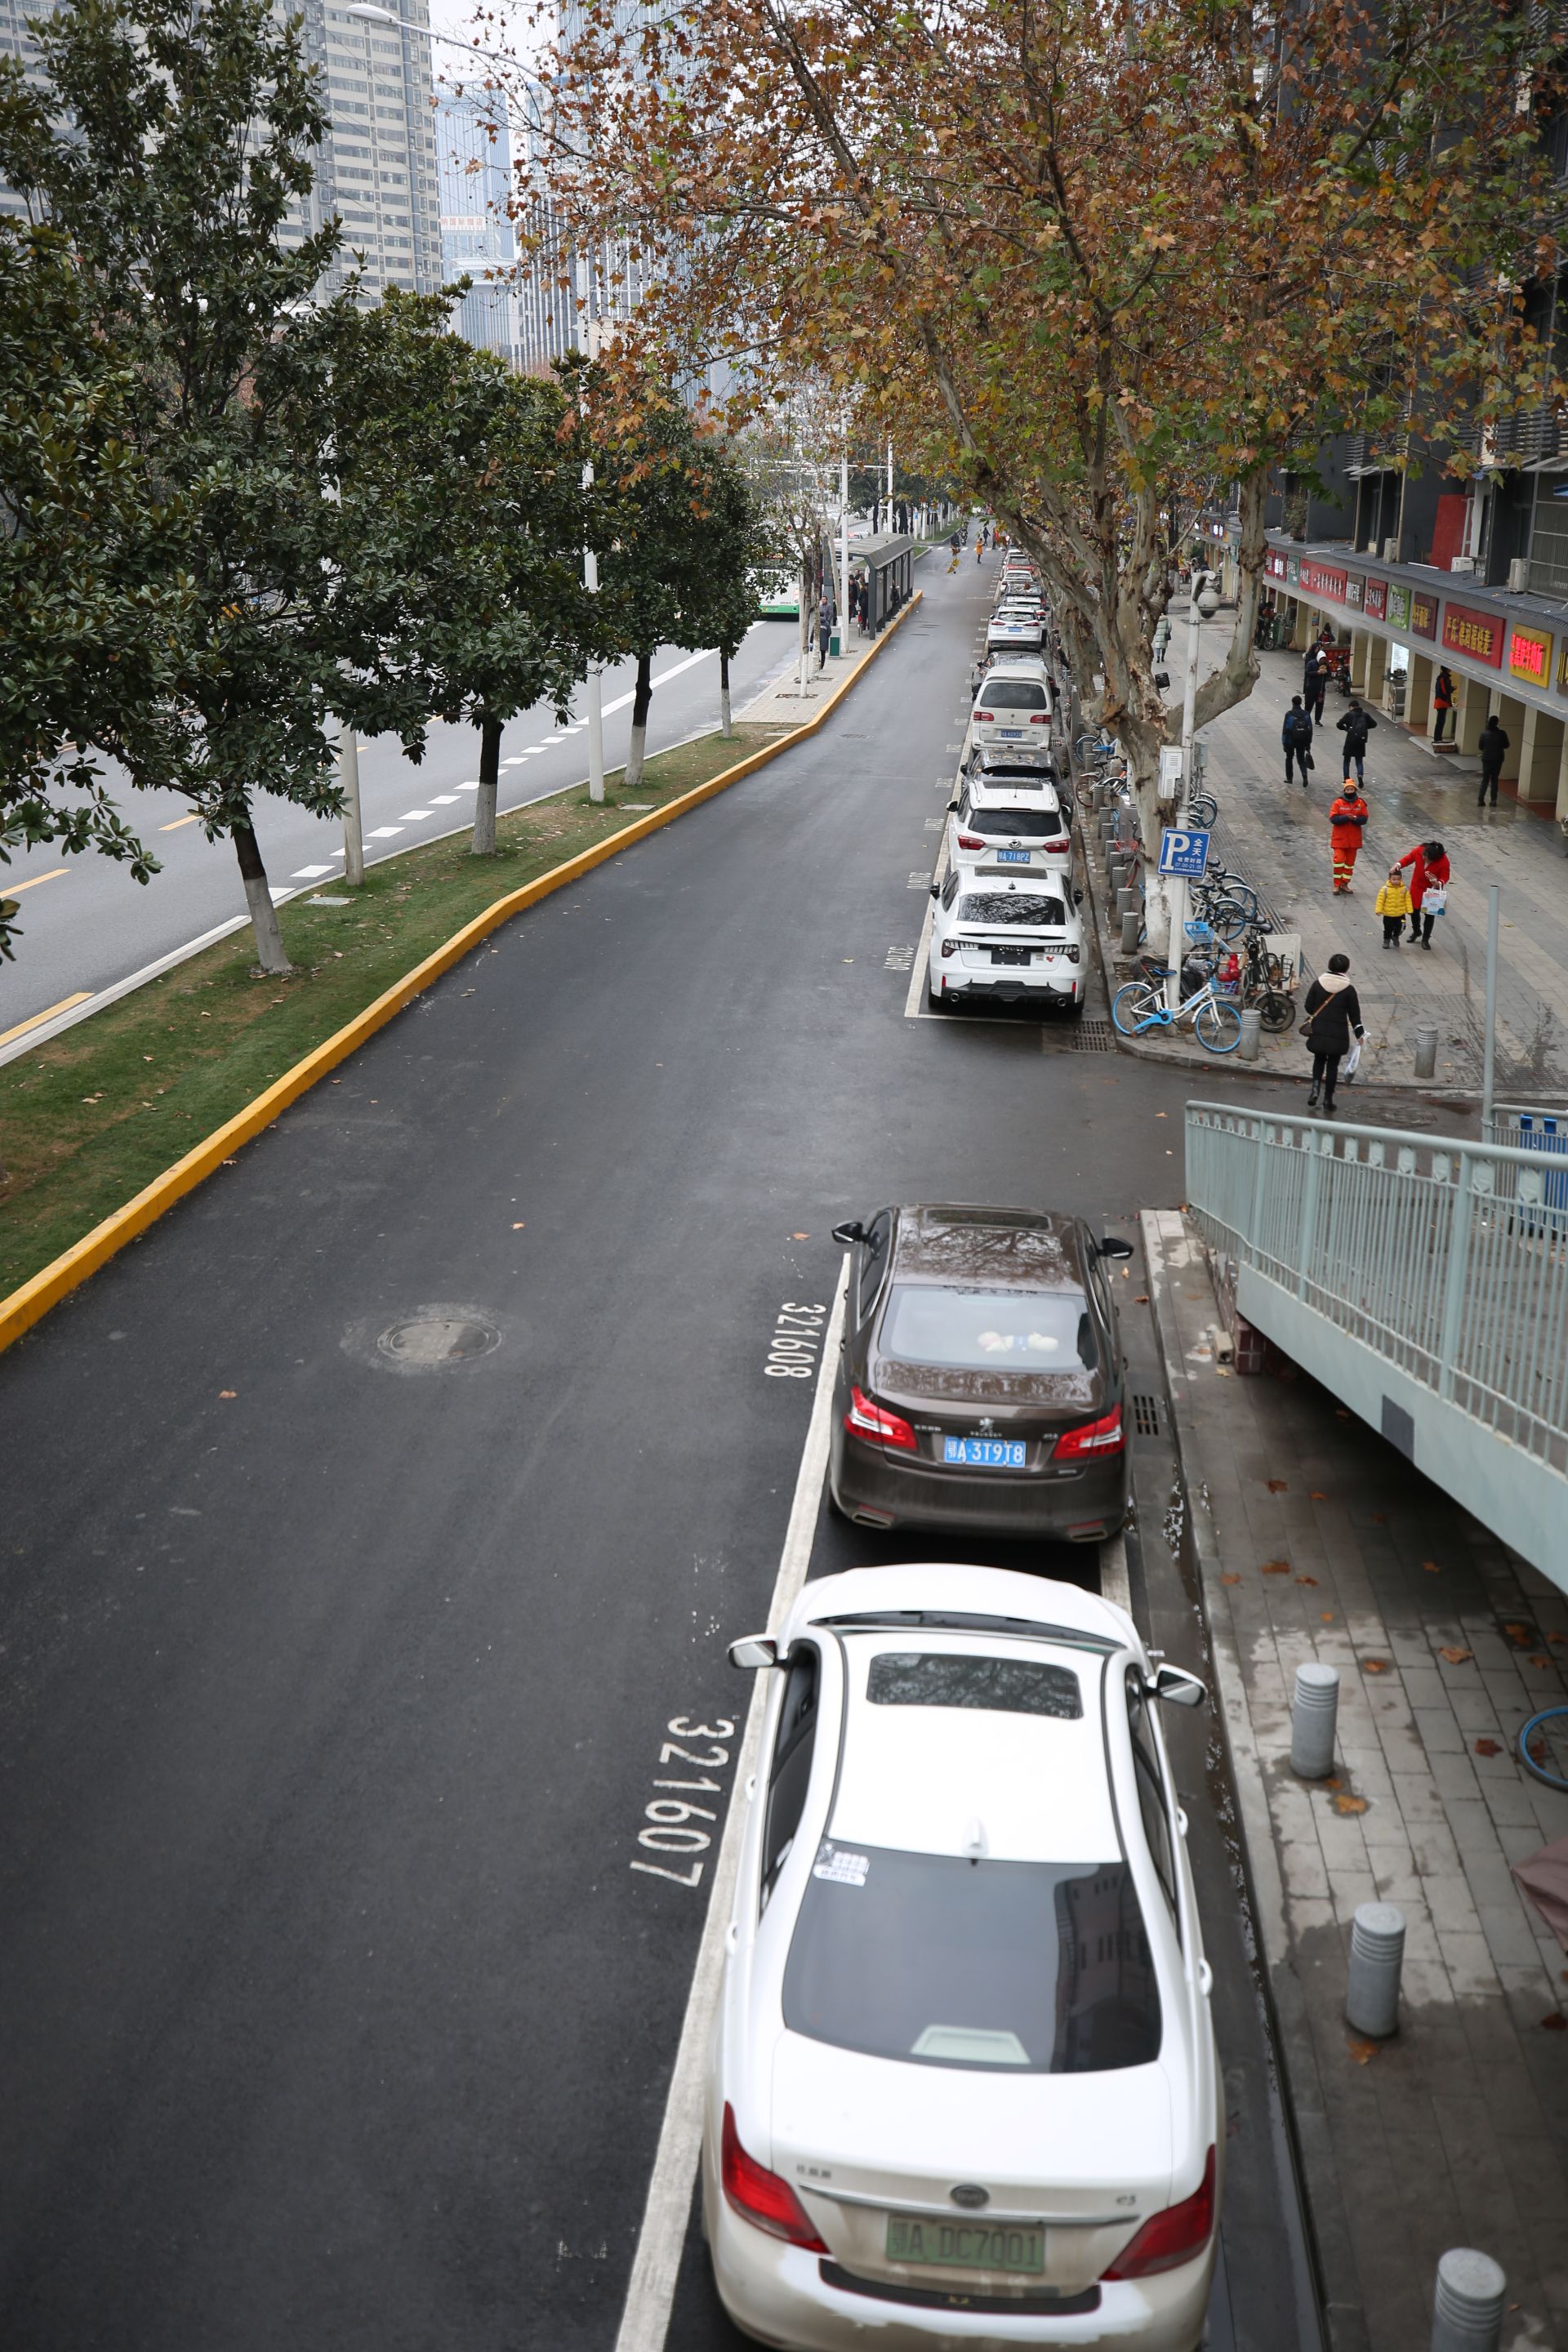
[1237,1006,1262,1062]
[1414,1022,1438,1080]
[1430,2248,1506,2352]
[1290,1663,1339,1776]
[1120,909,1141,955]
[1346,1901,1405,2039]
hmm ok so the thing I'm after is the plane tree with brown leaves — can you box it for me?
[508,0,1560,940]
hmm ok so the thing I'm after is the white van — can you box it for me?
[969,660,1054,754]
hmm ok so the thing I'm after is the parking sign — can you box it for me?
[1159,829,1211,879]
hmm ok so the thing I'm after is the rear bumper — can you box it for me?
[932,970,1084,1006]
[830,1424,1125,1539]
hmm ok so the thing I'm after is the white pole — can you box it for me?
[339,721,363,885]
[886,439,893,524]
[1482,881,1500,1141]
[839,429,849,660]
[1167,577,1204,1009]
[584,317,605,803]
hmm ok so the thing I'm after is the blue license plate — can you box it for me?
[997,849,1030,864]
[997,728,1024,738]
[944,1437,1027,1468]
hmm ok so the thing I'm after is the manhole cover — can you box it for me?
[377,1316,501,1365]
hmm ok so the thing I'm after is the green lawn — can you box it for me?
[0,726,785,1297]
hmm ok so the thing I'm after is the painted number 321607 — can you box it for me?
[630,1717,737,1888]
[765,1301,826,1379]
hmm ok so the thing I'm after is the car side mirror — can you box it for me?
[728,1635,780,1672]
[1147,1664,1207,1709]
[929,883,940,900]
[1073,889,1084,904]
[831,1218,866,1245]
[947,799,960,813]
[1097,1236,1135,1258]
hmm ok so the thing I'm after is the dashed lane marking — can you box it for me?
[611,1262,850,2352]
[159,814,202,832]
[5,866,68,893]
[400,808,434,822]
[365,826,403,840]
[291,863,337,880]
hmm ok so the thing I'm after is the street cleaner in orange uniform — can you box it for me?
[1329,780,1368,894]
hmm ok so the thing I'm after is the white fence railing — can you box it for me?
[1186,1103,1568,1480]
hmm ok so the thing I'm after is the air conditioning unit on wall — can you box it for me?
[1448,555,1476,574]
[1383,539,1400,562]
[1508,557,1530,593]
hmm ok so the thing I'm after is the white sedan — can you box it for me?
[703,1564,1220,2349]
[926,870,1086,1011]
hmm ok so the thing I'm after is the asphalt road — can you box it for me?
[0,556,1318,2350]
[0,624,793,1045]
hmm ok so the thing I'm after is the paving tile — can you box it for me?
[1412,1704,1467,1755]
[1435,1928,1500,1998]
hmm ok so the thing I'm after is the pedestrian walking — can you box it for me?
[1432,665,1455,742]
[947,532,961,574]
[1282,696,1315,789]
[1396,839,1450,947]
[816,588,835,670]
[975,536,983,565]
[1302,953,1365,1115]
[1329,779,1368,893]
[1303,646,1329,725]
[1477,715,1508,806]
[1374,866,1411,948]
[1336,694,1377,784]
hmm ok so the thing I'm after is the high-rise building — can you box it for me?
[436,86,518,365]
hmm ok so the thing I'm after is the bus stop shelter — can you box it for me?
[853,534,916,633]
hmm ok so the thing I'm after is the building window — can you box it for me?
[1529,476,1568,600]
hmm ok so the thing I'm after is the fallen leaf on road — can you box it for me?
[1310,1490,1326,1500]
[1221,1572,1241,1586]
[1261,1560,1290,1575]
[1297,1575,1319,1586]
[1362,1659,1391,1674]
[1134,1294,1149,1303]
[1439,1646,1472,1665]
[1335,1408,1350,1419]
[792,1232,809,1240]
[1333,1793,1370,1815]
[1530,1655,1552,1670]
[219,1390,236,1400]
[1474,1739,1502,1757]
[1321,1611,1335,1623]
[1267,1478,1289,1492]
[512,1222,525,1230]
[1423,1561,1442,1574]
[1503,1622,1535,1647]
[1551,1633,1567,1646]
[1347,2037,1379,2065]
[1155,1111,1167,1118]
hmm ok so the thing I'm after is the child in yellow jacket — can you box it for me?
[1374,867,1412,948]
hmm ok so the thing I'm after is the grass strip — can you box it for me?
[0,726,786,1296]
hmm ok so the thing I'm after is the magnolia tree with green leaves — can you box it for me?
[0,0,425,972]
[520,0,1564,946]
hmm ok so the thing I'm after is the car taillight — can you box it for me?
[844,1384,917,1451]
[974,710,994,722]
[957,832,985,849]
[1054,1403,1125,1460]
[1030,713,1051,725]
[1102,2148,1215,2279]
[721,2105,828,2251]
[1064,945,1080,964]
[940,938,960,958]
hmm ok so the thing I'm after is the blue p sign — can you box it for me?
[1159,828,1211,879]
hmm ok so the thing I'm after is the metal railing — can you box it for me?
[1186,1103,1568,1477]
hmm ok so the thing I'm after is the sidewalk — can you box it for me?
[1090,627,1568,1098]
[1143,1209,1568,2351]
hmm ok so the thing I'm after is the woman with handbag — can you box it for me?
[1302,953,1365,1115]
[1396,840,1450,949]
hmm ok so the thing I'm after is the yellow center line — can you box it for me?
[0,991,93,1049]
[6,867,68,893]
[159,813,202,831]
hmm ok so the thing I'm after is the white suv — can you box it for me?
[947,775,1071,876]
[928,869,1086,1012]
[969,662,1054,755]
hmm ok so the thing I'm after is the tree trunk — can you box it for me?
[719,647,733,738]
[233,818,292,974]
[626,648,653,791]
[472,713,502,854]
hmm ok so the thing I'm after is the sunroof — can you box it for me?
[866,1653,1082,1720]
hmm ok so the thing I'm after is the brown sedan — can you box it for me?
[826,1203,1133,1541]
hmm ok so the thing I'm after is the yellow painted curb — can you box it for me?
[0,591,924,1356]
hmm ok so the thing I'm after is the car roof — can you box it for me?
[964,777,1062,808]
[977,662,1051,685]
[887,1204,1090,1289]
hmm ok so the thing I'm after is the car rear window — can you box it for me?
[966,807,1064,839]
[956,891,1064,925]
[879,1285,1096,1370]
[977,681,1047,710]
[783,1846,1160,2073]
[868,1652,1082,1718]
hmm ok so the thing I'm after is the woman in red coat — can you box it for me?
[1397,839,1450,949]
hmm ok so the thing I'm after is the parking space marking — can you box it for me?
[906,871,933,889]
[611,1260,849,2352]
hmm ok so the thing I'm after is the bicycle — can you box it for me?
[1111,967,1244,1052]
[1186,880,1251,942]
[1213,927,1296,1031]
[1187,789,1218,827]
[1520,1704,1568,1792]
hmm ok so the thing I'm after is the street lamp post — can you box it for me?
[346,4,510,69]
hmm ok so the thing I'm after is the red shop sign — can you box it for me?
[1364,579,1387,620]
[1410,591,1439,639]
[1441,601,1503,666]
[1265,550,1289,581]
[1299,559,1347,600]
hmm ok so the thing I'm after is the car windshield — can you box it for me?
[965,807,1064,839]
[783,1845,1160,2074]
[978,682,1048,710]
[978,764,1055,787]
[956,891,1064,926]
[880,1284,1095,1370]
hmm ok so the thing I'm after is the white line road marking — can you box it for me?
[365,826,403,840]
[268,885,292,903]
[291,863,337,880]
[1100,1530,1132,1617]
[457,782,480,792]
[430,794,459,804]
[612,1259,849,2352]
[924,817,943,831]
[906,871,933,889]
[399,808,433,821]
[501,757,528,768]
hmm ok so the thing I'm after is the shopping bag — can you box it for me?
[1343,1036,1362,1078]
[1424,883,1448,917]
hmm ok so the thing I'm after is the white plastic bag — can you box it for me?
[1343,1036,1362,1078]
[1424,882,1448,917]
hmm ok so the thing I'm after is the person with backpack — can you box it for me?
[1336,695,1377,784]
[1477,716,1509,807]
[1282,696,1314,789]
[1329,779,1368,893]
[1302,952,1365,1114]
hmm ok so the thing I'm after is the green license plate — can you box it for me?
[885,2215,1045,2274]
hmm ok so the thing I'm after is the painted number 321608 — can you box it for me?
[765,1301,826,1379]
[630,1717,737,1888]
